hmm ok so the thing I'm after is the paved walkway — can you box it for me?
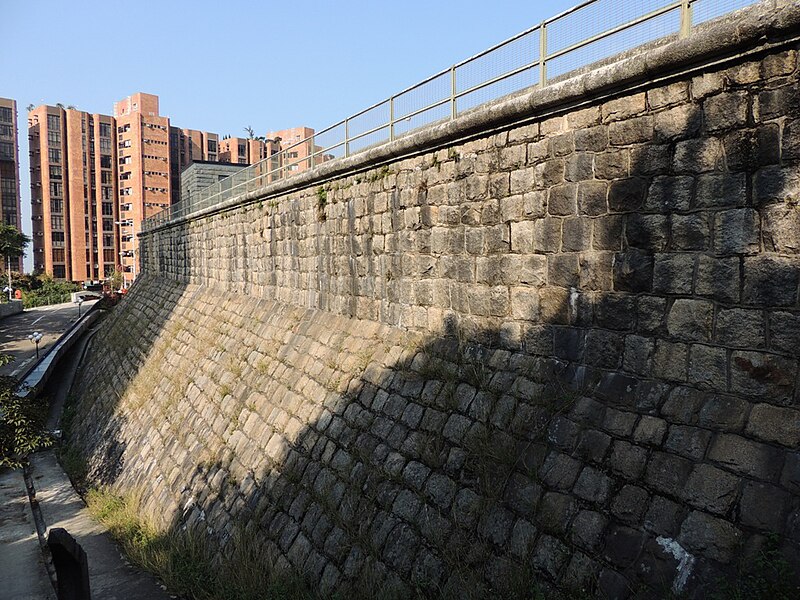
[0,300,97,379]
[28,452,170,600]
[0,313,171,599]
[0,468,54,600]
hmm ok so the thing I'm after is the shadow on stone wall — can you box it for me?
[69,62,800,600]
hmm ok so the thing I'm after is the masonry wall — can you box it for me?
[70,3,800,598]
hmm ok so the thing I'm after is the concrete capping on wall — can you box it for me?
[144,0,800,235]
[0,300,24,319]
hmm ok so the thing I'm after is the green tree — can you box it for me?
[0,354,52,468]
[107,268,124,291]
[0,225,30,300]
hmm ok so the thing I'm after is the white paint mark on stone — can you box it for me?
[656,536,696,593]
[569,287,579,322]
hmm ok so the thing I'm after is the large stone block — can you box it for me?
[667,299,713,342]
[763,203,800,254]
[703,91,750,132]
[714,209,760,255]
[678,511,741,562]
[745,403,800,447]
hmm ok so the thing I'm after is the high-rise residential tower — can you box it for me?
[169,127,220,204]
[28,105,118,281]
[0,98,23,271]
[219,137,281,165]
[113,93,173,288]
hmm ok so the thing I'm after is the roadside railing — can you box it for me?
[142,0,757,231]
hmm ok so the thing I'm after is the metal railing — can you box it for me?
[142,0,757,231]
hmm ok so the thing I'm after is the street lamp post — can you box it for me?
[28,331,43,359]
[5,256,11,300]
[75,297,85,318]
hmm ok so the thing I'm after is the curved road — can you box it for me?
[0,300,97,379]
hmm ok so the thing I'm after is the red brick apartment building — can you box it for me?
[29,92,221,287]
[30,92,323,286]
[29,105,119,281]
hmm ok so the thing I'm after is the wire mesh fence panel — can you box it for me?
[313,123,347,159]
[143,0,762,230]
[546,0,677,56]
[457,66,540,113]
[394,71,451,120]
[393,103,452,138]
[456,27,541,94]
[347,101,391,141]
[547,7,681,81]
[348,126,392,154]
[691,0,757,25]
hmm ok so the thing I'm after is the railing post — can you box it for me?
[345,118,350,157]
[680,0,693,38]
[450,66,457,119]
[389,97,395,141]
[539,21,548,86]
[310,136,315,169]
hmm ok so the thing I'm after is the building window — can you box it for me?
[48,148,61,163]
[49,181,63,197]
[51,215,64,230]
[47,130,60,145]
[51,231,65,247]
[101,186,113,200]
[53,265,66,279]
[100,138,112,153]
[0,124,12,138]
[101,202,113,216]
[102,219,113,232]
[50,199,63,213]
[49,165,62,180]
[0,178,15,198]
[0,142,14,160]
[100,123,112,138]
[101,171,113,184]
[0,107,12,124]
[52,249,65,262]
[208,139,217,153]
[102,234,114,247]
[119,156,132,165]
[47,114,60,130]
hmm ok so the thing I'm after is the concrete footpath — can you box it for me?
[0,311,171,599]
[0,467,55,600]
[27,452,171,600]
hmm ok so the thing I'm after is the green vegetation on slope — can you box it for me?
[15,274,81,308]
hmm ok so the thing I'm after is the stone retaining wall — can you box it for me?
[71,3,800,597]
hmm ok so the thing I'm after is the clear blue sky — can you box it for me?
[1,0,576,271]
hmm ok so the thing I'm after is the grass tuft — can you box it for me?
[85,488,319,600]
